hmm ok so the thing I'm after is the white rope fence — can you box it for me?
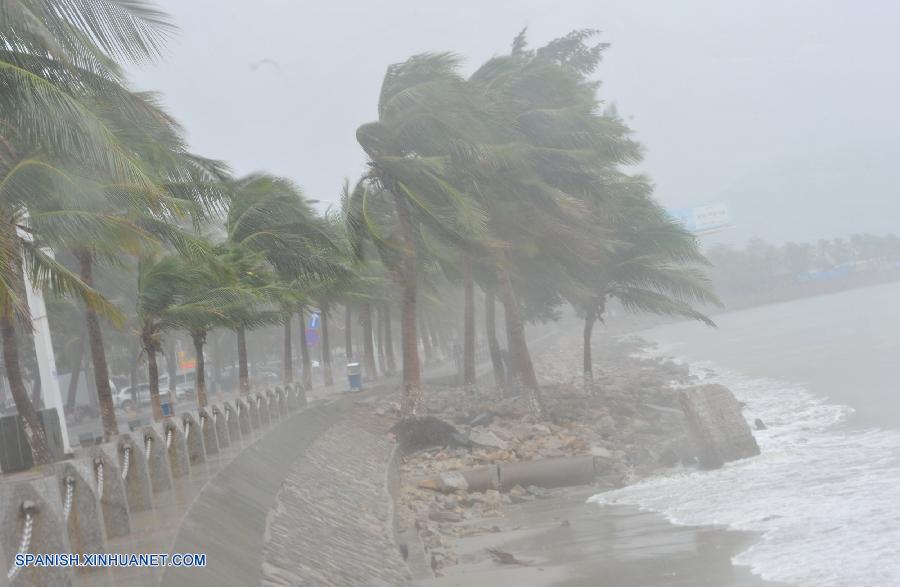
[62,477,75,522]
[120,446,132,481]
[7,502,35,582]
[94,458,104,500]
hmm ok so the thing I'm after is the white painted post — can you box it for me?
[18,221,71,453]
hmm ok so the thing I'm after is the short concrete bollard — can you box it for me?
[55,461,106,564]
[247,395,261,430]
[182,413,206,465]
[265,389,279,421]
[285,383,299,410]
[1,478,72,586]
[140,426,173,494]
[297,383,308,408]
[225,402,243,441]
[211,405,230,448]
[257,392,271,427]
[275,386,287,415]
[114,434,153,513]
[160,420,190,479]
[198,408,219,456]
[86,447,131,539]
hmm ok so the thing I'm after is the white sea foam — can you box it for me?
[588,352,900,586]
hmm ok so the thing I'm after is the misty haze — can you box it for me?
[0,2,897,586]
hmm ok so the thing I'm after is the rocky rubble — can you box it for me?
[389,332,756,573]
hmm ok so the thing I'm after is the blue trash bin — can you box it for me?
[161,401,172,417]
[347,362,362,392]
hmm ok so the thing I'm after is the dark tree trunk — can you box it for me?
[283,314,293,385]
[76,250,118,439]
[344,305,353,361]
[1,312,52,464]
[497,265,544,418]
[384,304,396,375]
[320,303,333,386]
[65,335,85,411]
[298,310,312,390]
[361,303,377,381]
[583,309,596,388]
[376,305,387,376]
[463,255,476,389]
[236,326,250,393]
[211,332,221,396]
[164,337,177,404]
[145,340,163,421]
[484,288,507,397]
[390,189,423,418]
[192,331,208,407]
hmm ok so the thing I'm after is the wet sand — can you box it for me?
[436,488,782,587]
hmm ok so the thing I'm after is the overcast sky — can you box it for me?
[129,0,900,243]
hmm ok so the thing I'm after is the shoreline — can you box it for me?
[436,488,782,587]
[392,326,771,585]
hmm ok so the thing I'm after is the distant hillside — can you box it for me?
[704,140,900,246]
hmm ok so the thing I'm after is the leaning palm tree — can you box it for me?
[574,190,721,386]
[355,56,489,417]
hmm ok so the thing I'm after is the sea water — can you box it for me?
[589,282,900,586]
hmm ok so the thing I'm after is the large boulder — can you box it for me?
[679,384,760,469]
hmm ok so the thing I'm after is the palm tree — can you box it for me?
[574,191,721,386]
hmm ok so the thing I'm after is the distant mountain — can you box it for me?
[706,140,900,246]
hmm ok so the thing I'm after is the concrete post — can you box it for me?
[86,446,131,539]
[0,478,72,586]
[237,398,253,435]
[114,434,153,513]
[266,389,280,421]
[275,386,287,415]
[55,461,105,565]
[225,402,242,441]
[198,408,219,456]
[212,405,230,449]
[181,413,206,465]
[160,420,190,479]
[257,392,271,427]
[285,383,299,410]
[140,426,173,494]
[247,396,260,430]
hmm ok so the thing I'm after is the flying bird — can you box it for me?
[249,58,280,73]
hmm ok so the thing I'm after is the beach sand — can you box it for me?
[435,488,783,587]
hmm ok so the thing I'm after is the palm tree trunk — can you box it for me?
[298,310,312,390]
[391,189,423,419]
[496,265,544,418]
[361,303,377,380]
[1,312,52,465]
[384,304,396,375]
[463,255,476,389]
[344,305,353,360]
[283,314,293,384]
[76,249,118,439]
[236,326,250,393]
[192,331,208,408]
[65,336,85,411]
[376,305,387,375]
[320,303,333,386]
[484,288,507,397]
[145,341,163,421]
[583,309,596,388]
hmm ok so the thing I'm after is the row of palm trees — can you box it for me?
[1,3,718,466]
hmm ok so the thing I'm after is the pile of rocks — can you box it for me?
[391,331,758,573]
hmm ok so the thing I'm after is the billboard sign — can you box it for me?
[668,203,732,235]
